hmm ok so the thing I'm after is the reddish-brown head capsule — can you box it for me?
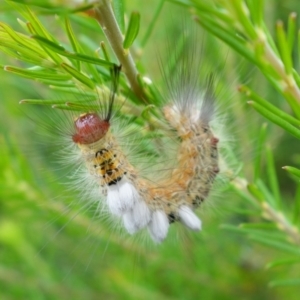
[72,113,110,144]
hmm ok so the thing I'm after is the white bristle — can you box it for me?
[148,210,169,243]
[107,180,138,216]
[190,108,201,123]
[178,205,202,231]
[123,200,151,234]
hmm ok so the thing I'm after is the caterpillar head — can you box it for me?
[72,65,121,145]
[72,113,110,144]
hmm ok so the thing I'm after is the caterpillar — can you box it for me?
[70,58,220,243]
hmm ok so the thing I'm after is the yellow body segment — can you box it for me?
[77,132,132,187]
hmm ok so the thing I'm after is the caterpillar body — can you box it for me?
[71,64,220,243]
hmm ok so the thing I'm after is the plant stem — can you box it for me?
[94,0,146,103]
[262,202,300,246]
[264,43,300,113]
[234,177,300,246]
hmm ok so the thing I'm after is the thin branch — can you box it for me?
[262,202,300,246]
[233,177,300,246]
[264,43,300,106]
[94,0,147,103]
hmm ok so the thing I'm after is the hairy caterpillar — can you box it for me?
[68,56,220,243]
[11,15,225,245]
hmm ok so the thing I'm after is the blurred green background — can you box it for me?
[1,0,300,299]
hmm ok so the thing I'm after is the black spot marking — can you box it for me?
[108,176,122,186]
[168,213,176,224]
[106,170,113,176]
[192,195,204,206]
[95,148,108,157]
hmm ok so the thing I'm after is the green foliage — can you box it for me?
[1,0,300,299]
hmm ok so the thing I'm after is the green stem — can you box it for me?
[264,43,300,116]
[262,202,300,246]
[94,0,147,103]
